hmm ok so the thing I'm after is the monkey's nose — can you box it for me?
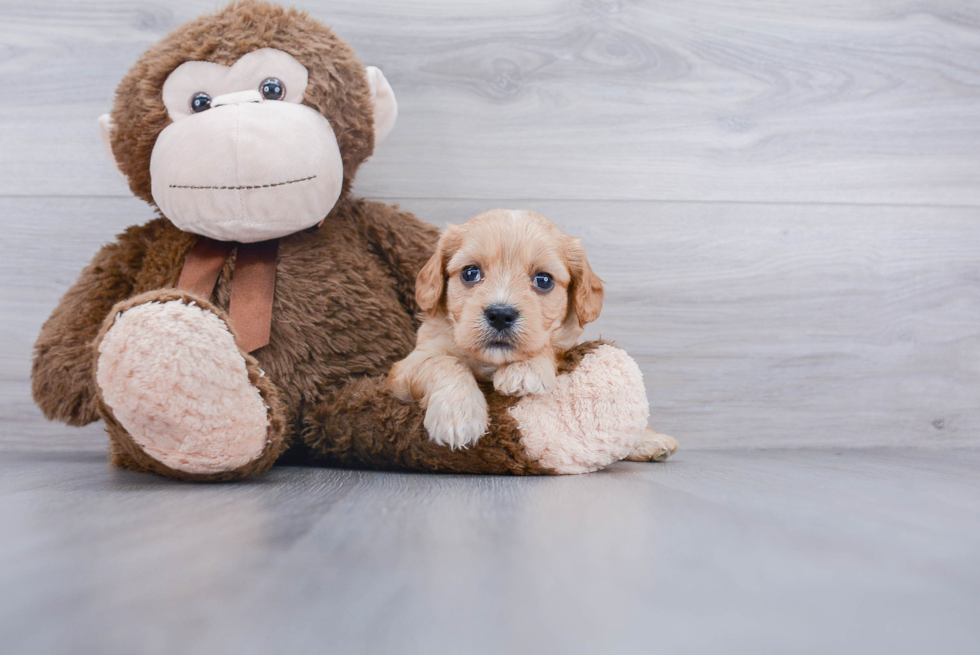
[211,89,264,108]
[485,305,519,332]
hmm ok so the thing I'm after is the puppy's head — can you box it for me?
[416,209,603,365]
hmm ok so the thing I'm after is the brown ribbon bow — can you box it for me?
[177,237,279,353]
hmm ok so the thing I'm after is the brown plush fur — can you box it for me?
[32,195,446,477]
[30,1,614,480]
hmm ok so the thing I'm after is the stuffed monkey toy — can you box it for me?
[31,1,672,481]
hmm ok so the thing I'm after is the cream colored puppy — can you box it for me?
[388,209,604,449]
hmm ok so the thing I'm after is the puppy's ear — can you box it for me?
[416,225,461,315]
[565,237,604,326]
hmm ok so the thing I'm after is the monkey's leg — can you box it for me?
[93,289,288,481]
[302,341,654,474]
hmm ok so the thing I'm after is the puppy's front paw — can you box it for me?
[493,359,557,397]
[424,386,488,450]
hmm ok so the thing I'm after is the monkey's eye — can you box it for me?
[461,266,482,284]
[532,272,554,292]
[260,77,286,101]
[190,92,212,113]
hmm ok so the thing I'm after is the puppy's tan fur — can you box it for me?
[389,209,604,449]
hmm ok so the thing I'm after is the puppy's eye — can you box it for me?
[461,265,482,284]
[190,92,211,113]
[532,272,555,292]
[260,77,286,101]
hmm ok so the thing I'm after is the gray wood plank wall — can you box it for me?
[1,1,978,449]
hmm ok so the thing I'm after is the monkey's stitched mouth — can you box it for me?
[169,175,316,190]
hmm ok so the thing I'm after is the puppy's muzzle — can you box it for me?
[484,304,519,334]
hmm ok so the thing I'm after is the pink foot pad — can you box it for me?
[96,299,270,474]
[511,344,650,474]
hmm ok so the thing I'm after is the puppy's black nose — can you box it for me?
[485,305,519,331]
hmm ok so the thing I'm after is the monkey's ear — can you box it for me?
[365,66,398,147]
[97,114,125,179]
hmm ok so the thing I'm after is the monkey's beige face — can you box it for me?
[441,211,578,366]
[100,48,397,243]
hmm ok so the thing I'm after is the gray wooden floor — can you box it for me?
[2,1,979,653]
[2,447,979,654]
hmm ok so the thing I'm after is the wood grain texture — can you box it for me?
[1,0,979,204]
[2,448,979,654]
[3,196,978,451]
[2,4,979,651]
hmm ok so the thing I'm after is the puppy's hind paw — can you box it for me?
[424,388,489,450]
[624,428,679,462]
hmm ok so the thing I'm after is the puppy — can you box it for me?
[388,209,604,449]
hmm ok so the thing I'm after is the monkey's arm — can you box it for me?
[302,341,644,475]
[303,374,548,475]
[352,199,439,322]
[31,225,156,425]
